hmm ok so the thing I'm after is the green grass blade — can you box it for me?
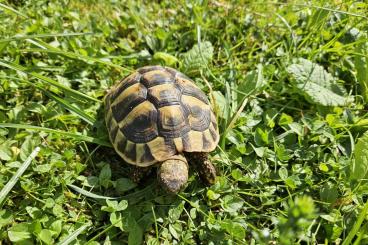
[0,147,40,205]
[0,3,28,18]
[0,123,111,147]
[24,39,132,72]
[22,47,131,71]
[0,60,99,102]
[271,2,367,19]
[67,184,117,200]
[342,200,368,245]
[58,221,91,245]
[44,91,96,125]
[0,75,97,125]
[0,32,94,43]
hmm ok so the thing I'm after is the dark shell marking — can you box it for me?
[105,66,219,166]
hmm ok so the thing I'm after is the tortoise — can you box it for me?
[104,66,219,193]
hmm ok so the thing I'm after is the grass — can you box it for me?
[1,0,368,244]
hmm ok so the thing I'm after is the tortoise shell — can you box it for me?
[105,66,219,167]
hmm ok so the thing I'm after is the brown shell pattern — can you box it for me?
[105,66,219,166]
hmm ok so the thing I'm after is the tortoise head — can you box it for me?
[157,155,188,193]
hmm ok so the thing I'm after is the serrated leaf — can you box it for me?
[182,41,213,72]
[287,58,348,106]
[351,131,368,181]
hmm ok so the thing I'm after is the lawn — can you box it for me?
[1,0,368,244]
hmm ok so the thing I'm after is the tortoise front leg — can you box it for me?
[185,152,216,185]
[130,166,152,183]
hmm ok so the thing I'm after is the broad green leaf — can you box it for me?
[182,41,213,72]
[50,220,62,237]
[320,182,338,204]
[212,91,227,119]
[20,137,36,161]
[0,41,9,55]
[237,64,265,101]
[102,199,128,212]
[0,140,15,161]
[221,195,244,213]
[128,223,143,245]
[287,58,349,106]
[115,178,137,193]
[39,229,54,245]
[99,164,111,188]
[34,164,52,173]
[0,210,13,230]
[278,113,293,126]
[110,212,123,230]
[8,223,32,242]
[354,34,368,101]
[254,127,269,145]
[207,189,220,200]
[26,206,42,219]
[350,131,368,181]
[279,167,288,180]
[153,52,179,67]
[221,221,245,240]
[169,223,180,240]
[168,202,184,222]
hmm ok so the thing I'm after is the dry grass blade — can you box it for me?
[58,222,91,245]
[0,147,40,205]
[67,184,117,200]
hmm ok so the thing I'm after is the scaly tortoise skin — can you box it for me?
[105,66,219,193]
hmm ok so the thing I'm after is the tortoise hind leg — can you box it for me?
[185,152,216,185]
